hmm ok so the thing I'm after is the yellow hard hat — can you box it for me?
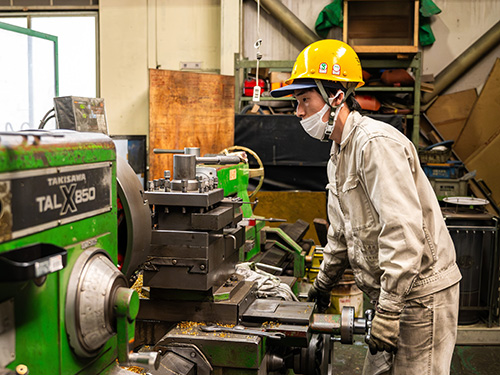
[271,39,364,98]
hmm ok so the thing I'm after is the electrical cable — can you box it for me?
[38,114,55,129]
[38,107,55,129]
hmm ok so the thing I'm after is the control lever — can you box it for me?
[364,309,375,346]
[115,288,160,370]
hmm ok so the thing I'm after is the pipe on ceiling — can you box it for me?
[257,0,320,47]
[422,20,500,104]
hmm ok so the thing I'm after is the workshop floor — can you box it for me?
[332,336,500,374]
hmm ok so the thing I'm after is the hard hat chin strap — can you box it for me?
[314,79,356,141]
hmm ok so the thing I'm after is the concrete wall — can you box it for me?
[100,0,239,136]
[99,0,500,136]
[100,0,149,136]
[422,0,500,95]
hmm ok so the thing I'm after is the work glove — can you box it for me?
[306,282,331,313]
[366,308,401,355]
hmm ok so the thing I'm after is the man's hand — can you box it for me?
[307,283,331,313]
[366,308,401,355]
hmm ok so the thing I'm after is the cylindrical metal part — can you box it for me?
[184,147,201,157]
[353,317,367,334]
[258,0,320,47]
[309,313,342,335]
[128,352,160,370]
[153,148,184,154]
[173,154,196,180]
[196,155,242,165]
[422,20,500,104]
[256,262,283,273]
[340,306,355,344]
[310,307,368,344]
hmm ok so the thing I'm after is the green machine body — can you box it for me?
[0,130,146,374]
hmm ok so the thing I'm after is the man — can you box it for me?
[271,39,461,375]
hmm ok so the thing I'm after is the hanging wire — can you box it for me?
[253,0,263,102]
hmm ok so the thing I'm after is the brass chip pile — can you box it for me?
[120,366,145,374]
[262,321,282,329]
[117,359,145,374]
[130,274,149,299]
[176,321,235,338]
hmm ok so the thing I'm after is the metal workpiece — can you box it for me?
[65,248,128,358]
[309,306,370,345]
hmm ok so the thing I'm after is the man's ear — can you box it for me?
[330,90,344,105]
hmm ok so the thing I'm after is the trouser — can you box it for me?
[362,282,460,375]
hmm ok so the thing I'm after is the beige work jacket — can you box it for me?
[317,111,461,313]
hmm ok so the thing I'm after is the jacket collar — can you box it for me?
[330,110,361,156]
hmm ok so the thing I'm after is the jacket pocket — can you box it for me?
[341,175,375,231]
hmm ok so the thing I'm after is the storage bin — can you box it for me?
[429,178,468,200]
[423,163,464,179]
[419,148,452,163]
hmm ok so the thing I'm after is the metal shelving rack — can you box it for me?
[234,52,422,146]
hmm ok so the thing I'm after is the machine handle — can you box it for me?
[364,309,375,345]
[115,287,160,370]
[0,243,67,282]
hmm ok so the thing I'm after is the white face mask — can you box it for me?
[299,90,343,141]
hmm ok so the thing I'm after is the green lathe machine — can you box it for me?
[0,130,158,375]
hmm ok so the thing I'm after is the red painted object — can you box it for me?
[244,78,265,96]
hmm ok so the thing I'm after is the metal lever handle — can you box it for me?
[200,325,285,340]
[364,309,375,345]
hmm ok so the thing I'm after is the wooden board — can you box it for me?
[454,58,500,160]
[466,132,500,207]
[426,89,477,142]
[149,69,235,179]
